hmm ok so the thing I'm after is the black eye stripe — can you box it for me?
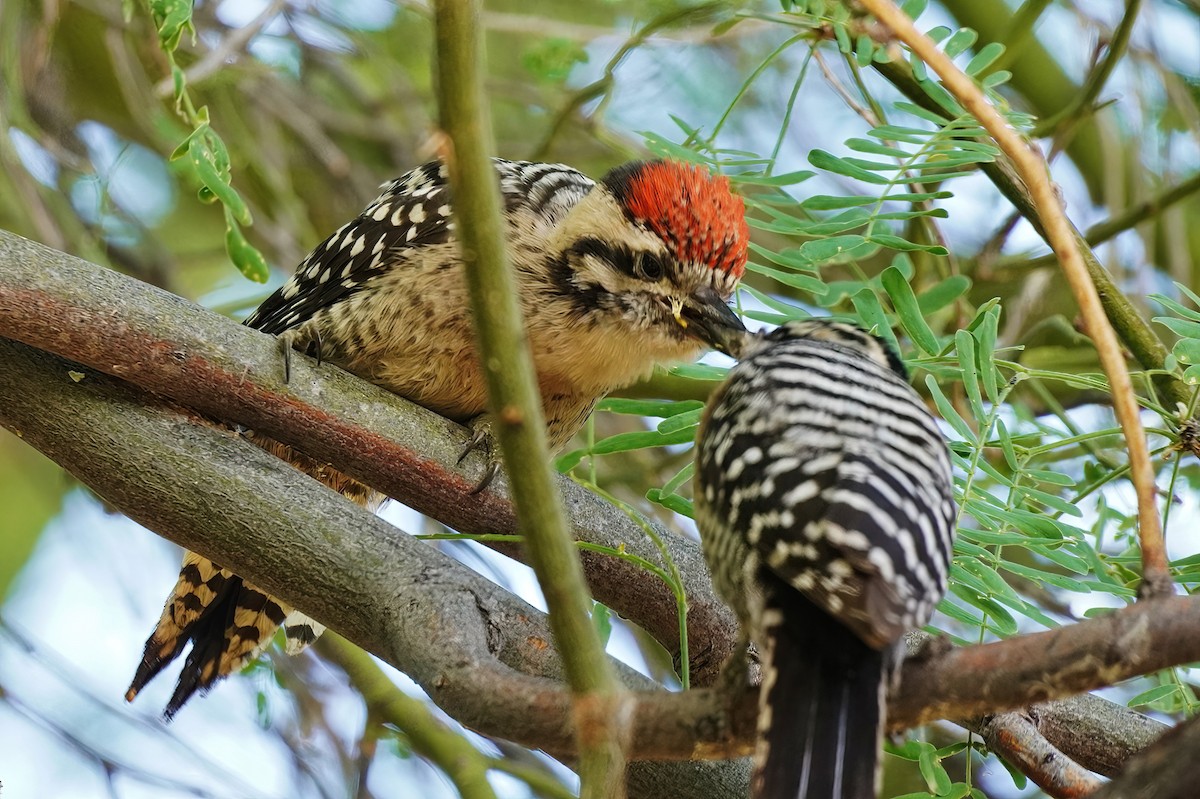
[568,237,665,282]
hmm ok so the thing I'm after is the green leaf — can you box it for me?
[750,241,821,273]
[597,399,704,417]
[1173,337,1200,365]
[800,194,878,210]
[1149,293,1200,322]
[808,149,890,185]
[947,583,1019,635]
[869,125,933,144]
[1128,684,1180,708]
[965,42,1005,76]
[870,233,949,255]
[851,288,901,355]
[647,489,694,517]
[833,21,852,54]
[999,561,1093,593]
[981,70,1012,88]
[995,418,1019,471]
[845,138,911,158]
[747,262,827,293]
[591,602,614,646]
[669,363,728,381]
[900,0,927,19]
[657,409,703,434]
[855,34,874,67]
[660,462,694,496]
[936,596,984,626]
[1018,486,1084,517]
[925,26,952,45]
[732,170,815,186]
[917,275,971,314]
[881,267,940,354]
[798,235,867,262]
[974,305,1001,402]
[224,213,270,284]
[895,101,950,125]
[188,136,251,224]
[955,330,985,421]
[925,376,977,442]
[1153,316,1200,340]
[917,744,953,795]
[943,28,979,58]
[557,427,696,471]
[151,0,195,50]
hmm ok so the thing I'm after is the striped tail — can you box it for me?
[754,576,893,799]
[126,435,375,718]
[125,553,326,718]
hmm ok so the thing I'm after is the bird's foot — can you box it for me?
[459,415,501,494]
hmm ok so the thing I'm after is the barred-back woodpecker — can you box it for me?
[694,319,956,799]
[126,158,749,717]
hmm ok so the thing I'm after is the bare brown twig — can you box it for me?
[858,0,1172,596]
[976,711,1103,798]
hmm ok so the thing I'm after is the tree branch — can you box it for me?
[975,711,1103,798]
[0,228,739,689]
[0,336,748,798]
[317,633,501,799]
[862,0,1171,595]
[1087,712,1200,799]
[0,232,1189,788]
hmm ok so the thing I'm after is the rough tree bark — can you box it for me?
[0,230,1194,797]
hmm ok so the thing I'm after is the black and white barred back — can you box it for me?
[246,158,595,336]
[695,319,956,799]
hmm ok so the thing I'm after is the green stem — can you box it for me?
[431,3,628,796]
[1031,0,1142,138]
[318,634,499,799]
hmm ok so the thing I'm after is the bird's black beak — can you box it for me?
[677,287,748,358]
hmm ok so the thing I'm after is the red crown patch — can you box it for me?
[623,162,749,281]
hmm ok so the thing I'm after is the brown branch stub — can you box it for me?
[977,711,1103,798]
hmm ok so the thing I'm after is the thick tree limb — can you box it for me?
[1033,694,1167,778]
[0,228,739,689]
[0,232,1190,791]
[0,337,749,797]
[2,333,1195,754]
[1087,712,1200,799]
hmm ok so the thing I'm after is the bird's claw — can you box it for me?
[459,416,502,494]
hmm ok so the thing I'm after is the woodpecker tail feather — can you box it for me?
[754,576,891,799]
[127,436,378,717]
[126,552,302,717]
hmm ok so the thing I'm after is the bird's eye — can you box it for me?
[635,253,665,282]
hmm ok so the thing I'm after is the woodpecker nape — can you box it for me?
[126,158,749,717]
[694,319,956,799]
